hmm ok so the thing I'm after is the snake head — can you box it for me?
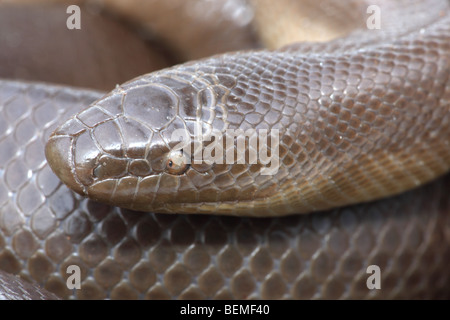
[45,74,195,208]
[45,67,282,215]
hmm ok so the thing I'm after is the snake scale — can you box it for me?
[0,0,449,299]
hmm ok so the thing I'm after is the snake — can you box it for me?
[0,0,449,299]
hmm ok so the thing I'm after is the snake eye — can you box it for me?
[165,149,190,175]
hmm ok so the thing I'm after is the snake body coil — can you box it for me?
[0,0,449,299]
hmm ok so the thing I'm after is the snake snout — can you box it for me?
[45,134,87,196]
[44,80,192,210]
[45,100,126,198]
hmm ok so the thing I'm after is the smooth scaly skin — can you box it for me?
[0,270,59,300]
[46,4,450,216]
[1,79,450,299]
[0,0,449,299]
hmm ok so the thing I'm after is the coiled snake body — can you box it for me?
[0,0,449,299]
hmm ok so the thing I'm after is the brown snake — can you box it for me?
[0,0,449,299]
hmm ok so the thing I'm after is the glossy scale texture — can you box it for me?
[47,3,450,216]
[0,0,450,299]
[1,81,449,298]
